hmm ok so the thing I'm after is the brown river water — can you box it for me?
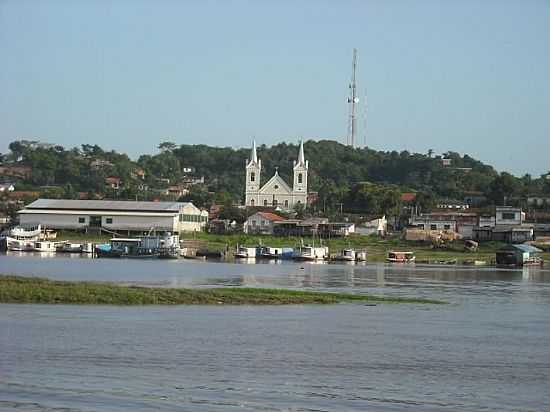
[1,253,550,411]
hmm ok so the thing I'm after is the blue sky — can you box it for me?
[1,0,549,175]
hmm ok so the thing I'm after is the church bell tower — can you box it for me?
[292,141,308,203]
[245,140,261,206]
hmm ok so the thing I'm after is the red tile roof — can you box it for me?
[256,212,286,222]
[400,192,417,202]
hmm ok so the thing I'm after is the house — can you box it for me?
[0,183,15,193]
[356,216,387,236]
[441,158,452,167]
[495,206,524,226]
[318,222,355,237]
[244,212,286,235]
[17,199,208,234]
[89,159,114,170]
[410,211,477,239]
[527,195,550,208]
[166,185,189,198]
[132,167,146,180]
[105,176,121,190]
[207,219,238,234]
[400,192,417,203]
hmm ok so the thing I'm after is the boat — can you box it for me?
[80,243,94,254]
[95,238,142,258]
[386,251,416,263]
[5,224,42,251]
[258,246,293,259]
[33,241,57,252]
[292,244,329,261]
[333,248,357,262]
[234,245,258,259]
[57,242,83,253]
[6,237,35,251]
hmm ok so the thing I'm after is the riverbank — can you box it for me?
[50,230,550,264]
[0,275,444,305]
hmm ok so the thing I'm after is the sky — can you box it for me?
[1,0,549,176]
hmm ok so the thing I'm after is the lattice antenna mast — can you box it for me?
[347,48,358,147]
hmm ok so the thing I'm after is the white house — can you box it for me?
[18,199,207,233]
[244,212,286,235]
[356,216,387,236]
[245,140,308,210]
[495,206,524,226]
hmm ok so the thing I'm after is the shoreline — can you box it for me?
[0,275,445,305]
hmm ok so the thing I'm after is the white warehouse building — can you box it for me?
[18,199,208,234]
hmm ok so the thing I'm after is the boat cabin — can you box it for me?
[496,244,543,266]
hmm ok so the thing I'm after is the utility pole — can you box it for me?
[347,48,358,148]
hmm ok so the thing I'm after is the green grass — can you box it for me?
[0,275,445,305]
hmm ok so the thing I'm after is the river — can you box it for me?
[1,253,550,411]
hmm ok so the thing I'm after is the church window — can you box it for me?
[273,199,278,207]
[298,173,303,184]
[284,200,288,208]
[264,199,268,206]
[250,199,254,207]
[274,185,279,190]
[250,172,255,182]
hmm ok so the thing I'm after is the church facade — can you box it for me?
[245,141,308,210]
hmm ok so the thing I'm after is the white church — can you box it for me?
[245,141,308,210]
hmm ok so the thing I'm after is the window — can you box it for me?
[78,217,85,224]
[444,224,451,230]
[273,199,278,207]
[252,220,257,226]
[502,212,515,220]
[284,200,289,208]
[430,224,437,230]
[250,172,255,182]
[298,173,303,184]
[264,199,268,206]
[106,218,113,224]
[250,199,255,207]
[274,185,279,190]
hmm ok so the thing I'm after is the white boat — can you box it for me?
[33,241,57,252]
[6,237,35,251]
[234,245,258,259]
[258,246,293,259]
[333,248,357,262]
[9,224,42,239]
[293,245,329,261]
[387,251,416,263]
[80,242,94,254]
[58,242,83,253]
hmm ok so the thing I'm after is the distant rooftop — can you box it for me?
[23,199,192,213]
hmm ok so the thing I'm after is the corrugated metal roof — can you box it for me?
[24,199,192,213]
[512,244,542,253]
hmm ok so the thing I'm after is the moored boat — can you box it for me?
[386,251,416,263]
[234,245,258,259]
[293,245,329,261]
[258,246,293,259]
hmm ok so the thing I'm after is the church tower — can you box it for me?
[292,140,308,204]
[245,140,261,207]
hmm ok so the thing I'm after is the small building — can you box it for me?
[495,206,524,226]
[244,212,286,235]
[356,216,387,236]
[318,222,355,237]
[18,199,207,233]
[167,185,189,198]
[105,176,121,190]
[496,244,542,266]
[0,183,15,192]
[491,225,534,243]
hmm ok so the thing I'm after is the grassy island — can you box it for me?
[0,275,444,305]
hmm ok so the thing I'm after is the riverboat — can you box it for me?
[234,245,258,259]
[386,251,416,263]
[6,237,36,251]
[33,241,57,252]
[293,245,329,261]
[258,246,293,259]
[57,242,83,253]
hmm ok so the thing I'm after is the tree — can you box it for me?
[158,141,177,152]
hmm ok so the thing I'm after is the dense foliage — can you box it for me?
[2,139,549,216]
